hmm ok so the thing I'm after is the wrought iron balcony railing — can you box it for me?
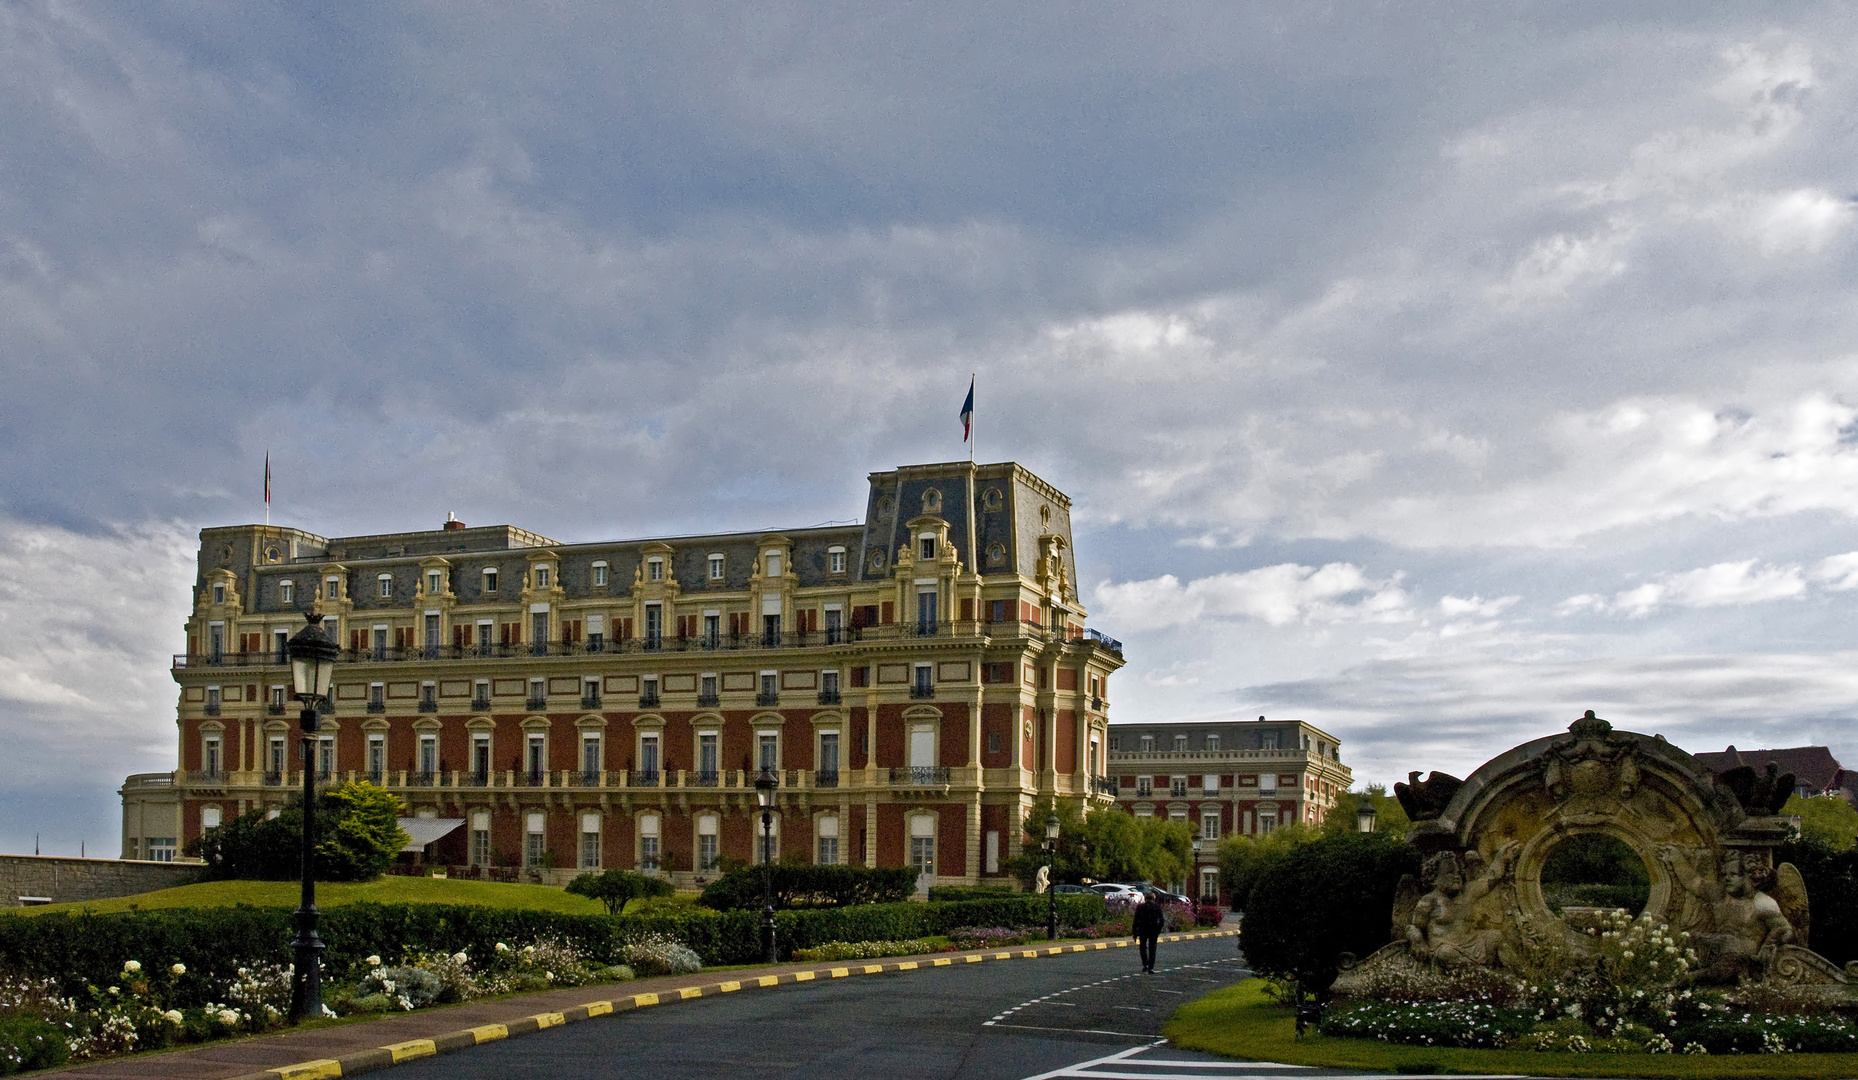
[909,684,936,699]
[817,689,841,705]
[755,691,779,706]
[888,766,950,785]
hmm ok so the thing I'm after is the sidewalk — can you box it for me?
[50,930,1239,1080]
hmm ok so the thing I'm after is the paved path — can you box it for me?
[52,931,1240,1079]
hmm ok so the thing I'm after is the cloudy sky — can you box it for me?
[4,2,1858,855]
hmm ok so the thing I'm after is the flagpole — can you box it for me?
[968,373,976,465]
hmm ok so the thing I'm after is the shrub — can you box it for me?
[698,865,920,910]
[624,935,702,977]
[1778,837,1858,966]
[188,781,409,882]
[0,1016,69,1075]
[1237,831,1420,993]
[566,870,674,915]
[1193,904,1223,927]
[947,926,1037,949]
[925,885,1018,902]
[792,939,938,962]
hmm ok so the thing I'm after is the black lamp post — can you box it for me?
[285,613,339,1024]
[1356,800,1378,834]
[1044,813,1060,941]
[755,765,779,963]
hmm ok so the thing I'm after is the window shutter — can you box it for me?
[959,599,974,622]
[454,625,465,648]
[881,601,894,624]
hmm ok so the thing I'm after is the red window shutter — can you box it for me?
[499,623,509,645]
[881,601,894,624]
[850,666,869,688]
[621,618,633,640]
[350,629,362,652]
[246,684,257,701]
[188,635,198,656]
[454,625,465,648]
[959,599,974,622]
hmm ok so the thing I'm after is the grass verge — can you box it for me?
[1164,979,1858,1079]
[10,876,609,916]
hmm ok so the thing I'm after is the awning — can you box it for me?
[397,817,465,853]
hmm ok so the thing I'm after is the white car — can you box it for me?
[1089,883,1144,903]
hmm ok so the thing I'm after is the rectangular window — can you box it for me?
[146,838,177,862]
[424,614,440,654]
[699,733,719,779]
[213,582,226,604]
[913,664,934,697]
[473,735,491,779]
[371,627,387,660]
[648,557,664,581]
[1204,774,1221,796]
[1136,776,1153,797]
[269,737,287,776]
[593,562,608,587]
[908,728,935,769]
[917,591,937,635]
[470,811,491,867]
[920,536,936,560]
[529,678,545,708]
[1261,732,1278,751]
[909,835,934,877]
[1174,734,1188,751]
[703,613,720,647]
[319,736,336,776]
[828,547,845,574]
[207,624,224,661]
[525,812,546,867]
[368,682,385,711]
[1206,734,1220,751]
[378,575,393,599]
[641,676,659,706]
[367,735,385,778]
[1258,810,1278,835]
[203,737,222,776]
[427,570,443,594]
[580,812,601,869]
[645,604,663,649]
[531,613,549,655]
[817,817,840,865]
[324,576,341,600]
[205,686,222,714]
[580,736,600,776]
[270,685,285,710]
[818,732,839,780]
[820,669,840,703]
[708,554,725,581]
[698,815,719,871]
[1260,773,1278,794]
[534,566,550,589]
[526,734,546,779]
[758,733,778,772]
[279,581,294,605]
[639,735,660,780]
[639,816,660,870]
[419,734,437,776]
[700,674,718,703]
[759,672,778,704]
[763,613,781,646]
[584,678,601,708]
[483,568,498,594]
[1202,811,1221,840]
[274,630,289,663]
[764,552,781,577]
[1170,775,1188,797]
[824,607,842,643]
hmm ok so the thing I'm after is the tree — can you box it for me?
[1783,794,1858,850]
[1236,830,1420,994]
[1320,785,1411,840]
[1005,799,1194,888]
[189,781,410,882]
[1216,821,1316,915]
[566,869,675,915]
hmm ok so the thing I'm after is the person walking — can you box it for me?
[1133,890,1165,973]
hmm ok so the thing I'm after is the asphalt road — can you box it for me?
[387,936,1260,1080]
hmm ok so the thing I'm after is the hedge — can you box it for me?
[697,864,919,909]
[925,885,1020,902]
[0,893,1108,1008]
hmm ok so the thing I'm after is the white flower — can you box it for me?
[495,942,511,953]
[452,952,468,964]
[162,1010,183,1024]
[122,961,141,974]
[322,1005,338,1019]
[365,955,382,967]
[170,963,186,976]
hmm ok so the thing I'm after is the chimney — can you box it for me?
[443,512,466,532]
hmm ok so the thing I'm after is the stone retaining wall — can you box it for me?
[0,855,198,908]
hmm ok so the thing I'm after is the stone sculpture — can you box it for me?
[1404,843,1520,969]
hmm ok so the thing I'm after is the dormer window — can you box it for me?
[708,554,725,581]
[482,568,498,594]
[534,566,550,589]
[279,580,293,605]
[324,576,340,600]
[827,547,846,574]
[212,583,226,604]
[426,570,443,594]
[377,574,393,599]
[648,557,664,582]
[919,535,937,560]
[764,552,782,577]
[593,561,608,587]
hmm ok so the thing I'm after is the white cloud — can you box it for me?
[1814,551,1858,591]
[1092,562,1411,632]
[1488,217,1636,307]
[1742,188,1855,255]
[1563,559,1807,618]
[1438,594,1519,618]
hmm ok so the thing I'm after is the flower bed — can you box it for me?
[1322,910,1858,1056]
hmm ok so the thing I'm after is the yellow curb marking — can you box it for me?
[468,1023,509,1043]
[863,964,884,974]
[677,987,703,999]
[632,993,659,1007]
[963,954,983,962]
[384,1039,437,1063]
[993,952,1011,959]
[719,980,741,992]
[932,957,952,966]
[795,970,816,981]
[583,1001,613,1017]
[758,975,779,987]
[896,961,918,970]
[1020,950,1038,958]
[531,1012,565,1028]
[829,967,850,978]
[271,1061,343,1080]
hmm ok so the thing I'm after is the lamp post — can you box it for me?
[1356,800,1378,834]
[1045,813,1060,941]
[755,765,779,964]
[285,613,338,1023]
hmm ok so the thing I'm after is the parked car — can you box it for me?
[1052,883,1092,895]
[1089,882,1144,903]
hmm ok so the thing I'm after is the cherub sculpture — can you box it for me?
[1660,846,1803,982]
[1406,841,1521,969]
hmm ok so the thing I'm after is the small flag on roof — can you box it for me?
[960,377,974,442]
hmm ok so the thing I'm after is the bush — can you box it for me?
[624,935,702,977]
[791,939,938,962]
[1778,837,1858,967]
[1193,904,1223,927]
[925,885,1018,902]
[188,781,409,882]
[0,1016,69,1075]
[566,870,674,915]
[1237,831,1419,993]
[698,864,920,910]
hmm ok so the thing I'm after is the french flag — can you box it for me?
[960,377,974,442]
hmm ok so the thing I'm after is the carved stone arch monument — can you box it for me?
[1344,711,1848,990]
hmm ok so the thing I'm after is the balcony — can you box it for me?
[516,770,548,787]
[693,770,720,788]
[697,693,720,708]
[914,621,938,638]
[756,691,779,707]
[267,702,287,716]
[570,770,601,787]
[815,770,839,788]
[409,771,440,787]
[1091,696,1103,712]
[418,699,438,713]
[581,694,602,710]
[465,771,492,788]
[263,771,285,787]
[471,696,491,712]
[639,691,661,708]
[631,770,660,788]
[525,696,547,712]
[817,689,841,706]
[908,684,935,699]
[186,770,227,789]
[204,700,222,716]
[367,700,386,714]
[1092,775,1119,796]
[889,766,950,786]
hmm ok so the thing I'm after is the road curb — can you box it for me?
[228,929,1241,1080]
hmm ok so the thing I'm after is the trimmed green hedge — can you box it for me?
[698,864,920,909]
[0,894,1108,1007]
[925,885,1020,902]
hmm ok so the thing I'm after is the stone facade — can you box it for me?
[124,460,1123,889]
[1107,716,1353,904]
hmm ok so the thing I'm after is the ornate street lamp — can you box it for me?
[755,765,779,964]
[1045,813,1060,941]
[1356,801,1378,834]
[285,613,339,1023]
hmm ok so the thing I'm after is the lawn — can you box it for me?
[1165,979,1858,1079]
[9,876,614,916]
